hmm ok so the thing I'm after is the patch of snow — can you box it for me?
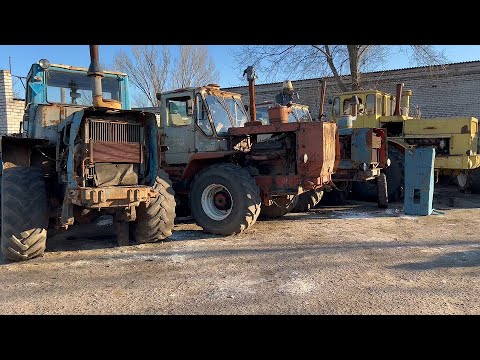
[169,254,187,264]
[279,278,315,295]
[385,208,402,215]
[69,260,92,267]
[169,232,195,241]
[332,211,373,219]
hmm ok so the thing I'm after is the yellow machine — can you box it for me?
[330,83,480,196]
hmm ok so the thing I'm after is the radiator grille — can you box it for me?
[90,120,142,143]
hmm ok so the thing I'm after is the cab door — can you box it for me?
[163,94,195,165]
[194,93,227,152]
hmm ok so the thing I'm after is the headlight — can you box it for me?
[359,163,368,171]
[303,154,308,163]
[439,139,446,149]
[38,59,50,69]
[386,158,391,167]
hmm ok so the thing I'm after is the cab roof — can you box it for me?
[256,101,310,108]
[49,63,127,77]
[160,84,242,98]
[333,89,393,97]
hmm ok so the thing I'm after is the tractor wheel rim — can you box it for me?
[457,172,468,188]
[201,184,233,221]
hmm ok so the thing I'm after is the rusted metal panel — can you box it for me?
[42,104,62,127]
[91,142,141,163]
[163,166,185,181]
[255,173,331,196]
[180,151,237,180]
[296,122,337,181]
[228,122,300,136]
[70,185,157,209]
[374,128,388,167]
[41,104,84,128]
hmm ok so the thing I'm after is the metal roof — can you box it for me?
[224,60,480,90]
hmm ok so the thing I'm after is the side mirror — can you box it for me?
[187,99,194,116]
[328,98,333,105]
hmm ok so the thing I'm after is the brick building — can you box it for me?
[2,61,480,135]
[0,70,24,135]
[225,61,480,120]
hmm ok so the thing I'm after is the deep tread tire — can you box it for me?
[460,168,480,194]
[292,190,324,213]
[351,146,405,202]
[190,163,261,235]
[377,173,388,208]
[132,169,175,244]
[260,195,298,218]
[1,166,48,262]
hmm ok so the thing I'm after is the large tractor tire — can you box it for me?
[457,169,480,194]
[1,166,48,262]
[190,163,261,235]
[132,169,176,244]
[292,189,324,213]
[377,173,388,208]
[260,195,298,218]
[351,146,405,202]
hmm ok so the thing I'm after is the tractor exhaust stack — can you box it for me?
[87,45,121,110]
[243,66,257,122]
[394,83,404,116]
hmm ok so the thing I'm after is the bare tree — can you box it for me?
[11,76,22,99]
[113,45,170,106]
[170,45,219,89]
[234,45,447,91]
[131,92,151,108]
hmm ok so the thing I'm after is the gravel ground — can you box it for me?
[1,185,479,314]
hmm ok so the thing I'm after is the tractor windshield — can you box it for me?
[292,106,312,122]
[205,95,232,136]
[256,106,270,125]
[204,94,248,136]
[225,96,249,127]
[45,69,121,106]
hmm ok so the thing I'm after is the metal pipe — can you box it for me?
[87,45,104,108]
[243,66,257,122]
[318,79,327,121]
[87,45,121,109]
[394,83,404,116]
[350,95,359,117]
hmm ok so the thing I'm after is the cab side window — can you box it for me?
[343,98,351,115]
[376,95,383,117]
[167,98,193,127]
[366,94,375,115]
[332,97,340,116]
